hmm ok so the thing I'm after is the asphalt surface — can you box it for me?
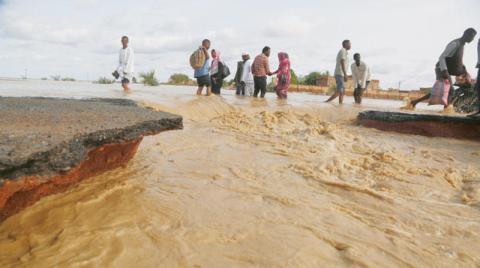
[0,97,183,180]
[358,110,480,123]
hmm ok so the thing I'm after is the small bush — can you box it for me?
[139,70,159,86]
[41,77,48,80]
[95,77,115,84]
[169,73,191,84]
[61,77,75,82]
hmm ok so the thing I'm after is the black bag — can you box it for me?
[112,70,120,79]
[222,64,231,79]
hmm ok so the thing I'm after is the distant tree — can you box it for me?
[303,71,330,85]
[41,77,48,80]
[290,69,299,85]
[169,73,190,84]
[303,72,320,85]
[61,77,75,81]
[140,70,159,86]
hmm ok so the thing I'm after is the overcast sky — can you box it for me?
[0,0,478,89]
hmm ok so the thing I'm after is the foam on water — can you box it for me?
[0,80,479,267]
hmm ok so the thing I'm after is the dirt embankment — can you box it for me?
[0,97,183,220]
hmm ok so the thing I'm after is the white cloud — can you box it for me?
[0,0,478,89]
[263,17,314,38]
[1,12,90,45]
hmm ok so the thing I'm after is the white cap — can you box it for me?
[242,52,249,56]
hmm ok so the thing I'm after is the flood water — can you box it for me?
[0,80,479,267]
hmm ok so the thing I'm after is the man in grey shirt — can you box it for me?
[410,28,476,109]
[325,40,351,104]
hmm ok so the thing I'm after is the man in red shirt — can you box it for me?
[252,46,273,98]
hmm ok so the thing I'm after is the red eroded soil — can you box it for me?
[359,119,480,140]
[0,139,142,221]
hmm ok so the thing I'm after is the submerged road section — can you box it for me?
[0,97,183,221]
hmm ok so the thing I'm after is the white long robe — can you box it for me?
[117,47,134,80]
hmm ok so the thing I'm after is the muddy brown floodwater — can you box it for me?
[0,81,479,267]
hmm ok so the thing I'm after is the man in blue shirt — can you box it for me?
[194,39,211,96]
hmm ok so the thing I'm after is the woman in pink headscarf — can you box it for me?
[210,49,225,95]
[273,52,291,99]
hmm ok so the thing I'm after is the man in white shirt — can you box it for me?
[241,53,254,96]
[114,36,134,92]
[326,40,351,104]
[410,28,476,109]
[351,53,371,104]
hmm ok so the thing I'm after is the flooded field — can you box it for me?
[0,80,479,267]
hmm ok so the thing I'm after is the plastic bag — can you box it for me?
[429,80,450,106]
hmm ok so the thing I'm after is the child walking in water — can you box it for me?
[273,52,291,99]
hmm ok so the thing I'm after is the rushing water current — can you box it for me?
[0,80,479,267]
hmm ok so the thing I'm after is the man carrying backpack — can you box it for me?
[409,28,477,109]
[194,39,212,96]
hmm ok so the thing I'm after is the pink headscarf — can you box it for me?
[210,50,222,75]
[277,52,291,78]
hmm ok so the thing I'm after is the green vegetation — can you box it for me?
[223,79,236,88]
[49,75,75,82]
[41,77,48,81]
[290,69,299,85]
[301,71,329,86]
[95,77,116,84]
[266,78,276,92]
[139,70,159,86]
[169,73,191,84]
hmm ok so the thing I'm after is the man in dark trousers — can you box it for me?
[468,38,480,117]
[410,28,477,109]
[252,46,273,98]
[234,53,249,95]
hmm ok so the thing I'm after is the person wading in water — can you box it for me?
[409,28,477,110]
[325,40,351,104]
[194,39,212,96]
[351,53,371,104]
[114,36,134,92]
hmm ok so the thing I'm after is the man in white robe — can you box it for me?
[115,36,134,92]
